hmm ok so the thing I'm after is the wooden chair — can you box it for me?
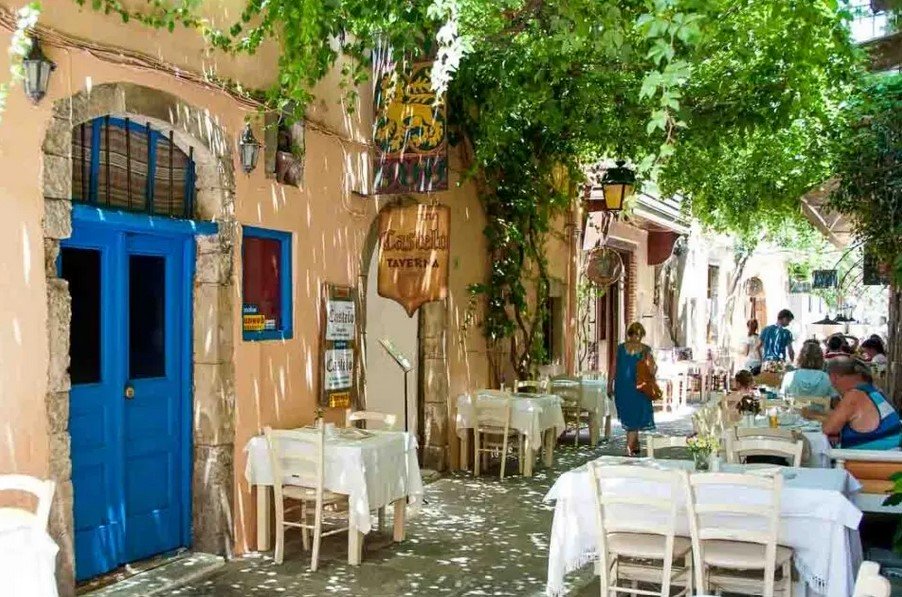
[0,474,55,531]
[646,435,689,459]
[551,377,591,447]
[727,437,803,467]
[685,472,793,597]
[829,448,902,513]
[473,398,522,480]
[853,561,892,597]
[588,463,693,596]
[793,395,832,412]
[264,423,350,569]
[344,409,397,430]
[515,379,547,393]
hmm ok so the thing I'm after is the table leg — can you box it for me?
[348,519,364,565]
[256,484,272,552]
[543,429,554,468]
[589,411,600,446]
[523,434,534,477]
[460,430,470,471]
[392,498,406,542]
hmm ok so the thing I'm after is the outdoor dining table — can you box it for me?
[733,414,833,468]
[544,456,863,597]
[244,428,423,565]
[548,378,608,444]
[0,524,59,596]
[456,391,566,476]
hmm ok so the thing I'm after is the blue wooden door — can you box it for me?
[62,225,190,580]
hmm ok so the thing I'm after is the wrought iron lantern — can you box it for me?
[238,122,261,174]
[596,160,635,212]
[22,38,55,104]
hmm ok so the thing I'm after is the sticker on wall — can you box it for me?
[377,203,450,316]
[242,304,265,332]
[319,284,360,409]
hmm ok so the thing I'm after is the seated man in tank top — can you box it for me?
[801,358,902,450]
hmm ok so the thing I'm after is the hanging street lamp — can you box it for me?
[22,37,55,104]
[238,122,261,174]
[597,160,635,212]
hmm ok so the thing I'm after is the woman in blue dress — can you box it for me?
[607,322,656,456]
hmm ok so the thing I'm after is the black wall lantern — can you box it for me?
[238,122,261,174]
[598,160,635,212]
[22,38,55,104]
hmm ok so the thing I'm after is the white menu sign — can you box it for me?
[325,300,356,341]
[325,348,354,390]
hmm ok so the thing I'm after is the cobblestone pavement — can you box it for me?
[167,411,695,597]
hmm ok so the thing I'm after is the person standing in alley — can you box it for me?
[608,322,656,456]
[758,309,795,364]
[743,318,762,375]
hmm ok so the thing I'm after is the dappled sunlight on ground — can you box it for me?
[168,413,695,596]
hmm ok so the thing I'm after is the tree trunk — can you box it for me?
[889,283,901,410]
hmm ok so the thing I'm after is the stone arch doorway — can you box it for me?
[357,201,449,471]
[745,276,767,329]
[42,82,237,591]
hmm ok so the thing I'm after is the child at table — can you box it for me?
[723,370,755,417]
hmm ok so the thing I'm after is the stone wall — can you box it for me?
[41,82,237,595]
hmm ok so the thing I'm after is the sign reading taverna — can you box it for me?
[377,203,450,316]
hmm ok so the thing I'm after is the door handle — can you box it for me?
[124,385,135,400]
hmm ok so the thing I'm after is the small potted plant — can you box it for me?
[737,394,761,427]
[687,435,720,471]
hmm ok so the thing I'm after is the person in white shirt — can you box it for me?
[861,336,888,366]
[743,318,762,375]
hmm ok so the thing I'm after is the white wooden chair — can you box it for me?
[0,474,55,531]
[685,472,793,597]
[588,463,693,596]
[853,561,892,597]
[264,423,350,569]
[473,398,522,480]
[646,435,689,459]
[551,377,591,447]
[344,409,397,430]
[727,437,804,467]
[829,448,902,513]
[793,395,832,412]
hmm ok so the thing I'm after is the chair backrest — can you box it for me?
[515,379,547,393]
[345,409,397,430]
[589,464,688,585]
[264,423,325,503]
[646,435,689,458]
[733,427,797,441]
[728,437,803,467]
[685,472,784,597]
[0,474,55,531]
[550,376,583,405]
[475,398,511,434]
[794,395,832,411]
[853,561,892,597]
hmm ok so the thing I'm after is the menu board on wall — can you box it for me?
[319,284,359,409]
[377,203,450,317]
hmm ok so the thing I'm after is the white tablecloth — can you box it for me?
[544,457,863,597]
[456,392,565,447]
[244,429,423,535]
[0,526,59,596]
[549,379,608,418]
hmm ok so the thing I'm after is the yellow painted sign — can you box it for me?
[329,392,351,409]
[243,314,265,332]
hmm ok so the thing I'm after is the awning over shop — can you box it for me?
[799,179,855,249]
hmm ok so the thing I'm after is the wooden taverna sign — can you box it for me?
[377,203,450,316]
[318,283,359,409]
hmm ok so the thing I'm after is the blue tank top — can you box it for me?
[839,383,902,450]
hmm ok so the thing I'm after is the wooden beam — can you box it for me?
[862,30,902,71]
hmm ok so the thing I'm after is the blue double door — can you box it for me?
[61,220,192,581]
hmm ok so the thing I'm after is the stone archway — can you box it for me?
[357,201,449,471]
[41,82,238,594]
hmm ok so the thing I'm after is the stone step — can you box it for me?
[83,552,224,597]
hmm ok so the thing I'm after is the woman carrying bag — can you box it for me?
[607,322,658,456]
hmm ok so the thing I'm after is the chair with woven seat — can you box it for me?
[588,463,693,596]
[727,436,803,467]
[344,409,397,430]
[264,423,350,569]
[685,472,793,597]
[646,434,689,459]
[473,398,522,480]
[551,376,591,447]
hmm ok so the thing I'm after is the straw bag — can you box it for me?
[636,350,662,401]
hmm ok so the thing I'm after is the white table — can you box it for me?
[245,429,423,564]
[545,457,863,597]
[456,392,565,476]
[0,525,59,596]
[549,379,609,444]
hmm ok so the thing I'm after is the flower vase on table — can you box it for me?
[687,435,720,472]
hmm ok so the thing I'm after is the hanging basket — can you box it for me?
[585,248,624,288]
